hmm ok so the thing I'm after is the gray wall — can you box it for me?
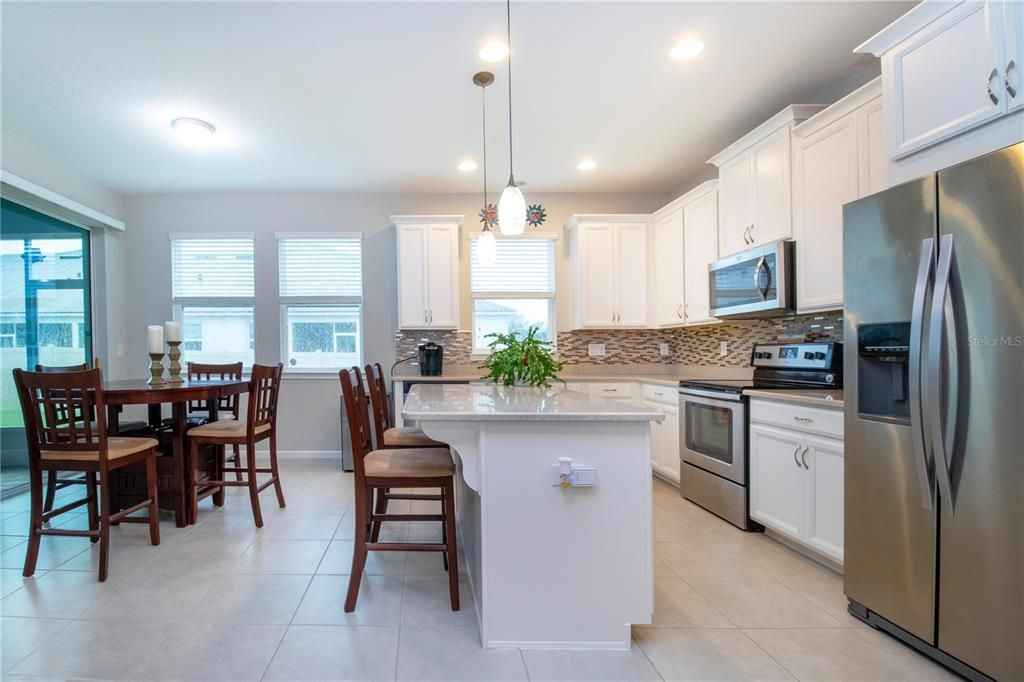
[121,190,666,452]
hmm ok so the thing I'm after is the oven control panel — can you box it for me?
[751,342,841,371]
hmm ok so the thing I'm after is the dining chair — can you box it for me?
[185,363,284,527]
[187,361,244,480]
[34,361,146,514]
[340,366,459,612]
[13,367,161,582]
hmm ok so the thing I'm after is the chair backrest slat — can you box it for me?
[13,367,109,462]
[245,363,282,436]
[187,361,243,416]
[365,363,392,450]
[35,362,94,426]
[339,366,373,481]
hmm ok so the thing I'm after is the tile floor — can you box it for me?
[0,459,958,681]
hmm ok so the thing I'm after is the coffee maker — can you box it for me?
[418,342,444,376]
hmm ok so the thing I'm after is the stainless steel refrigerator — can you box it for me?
[842,142,1023,682]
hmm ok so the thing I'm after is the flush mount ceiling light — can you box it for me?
[171,117,216,148]
[497,0,526,236]
[479,41,509,63]
[458,159,478,172]
[474,71,497,266]
[576,158,597,171]
[670,38,705,61]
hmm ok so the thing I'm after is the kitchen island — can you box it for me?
[403,383,663,650]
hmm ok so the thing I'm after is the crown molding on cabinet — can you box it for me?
[652,180,719,220]
[707,104,827,167]
[854,0,959,57]
[390,214,465,226]
[564,213,651,230]
[794,78,883,138]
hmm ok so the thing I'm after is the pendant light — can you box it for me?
[474,71,497,266]
[497,0,526,235]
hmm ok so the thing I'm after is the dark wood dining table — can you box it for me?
[102,378,250,527]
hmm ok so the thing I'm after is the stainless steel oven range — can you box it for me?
[678,341,842,530]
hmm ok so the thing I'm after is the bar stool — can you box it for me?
[340,367,459,612]
[13,367,160,582]
[186,363,285,527]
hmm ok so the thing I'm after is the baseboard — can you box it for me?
[275,450,342,460]
[484,639,631,650]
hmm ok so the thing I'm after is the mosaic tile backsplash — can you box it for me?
[395,311,843,368]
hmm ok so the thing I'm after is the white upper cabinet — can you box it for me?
[709,105,825,257]
[792,79,884,313]
[857,1,1023,175]
[652,210,685,326]
[682,184,719,325]
[566,216,649,329]
[393,216,461,329]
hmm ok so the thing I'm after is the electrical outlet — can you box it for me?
[720,341,728,356]
[659,343,670,356]
[588,343,606,357]
[116,344,125,357]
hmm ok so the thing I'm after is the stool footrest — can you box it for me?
[366,542,446,552]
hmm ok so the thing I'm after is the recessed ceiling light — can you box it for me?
[576,158,597,171]
[171,117,216,148]
[458,159,478,172]
[670,38,705,61]
[479,41,509,63]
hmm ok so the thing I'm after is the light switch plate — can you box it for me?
[659,343,670,356]
[719,341,728,356]
[588,343,606,357]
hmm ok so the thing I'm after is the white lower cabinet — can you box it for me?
[749,399,844,565]
[642,384,680,484]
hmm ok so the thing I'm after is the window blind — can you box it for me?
[278,238,362,297]
[471,238,554,293]
[171,238,254,298]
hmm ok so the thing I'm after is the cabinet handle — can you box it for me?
[601,388,617,393]
[793,443,802,468]
[987,67,1000,105]
[677,304,683,319]
[742,226,749,244]
[1006,60,1017,98]
[793,416,814,423]
[801,445,809,469]
[749,225,755,243]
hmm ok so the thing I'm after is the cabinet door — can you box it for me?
[886,1,1006,159]
[425,224,459,328]
[751,126,793,245]
[577,224,617,327]
[749,424,806,542]
[644,400,665,475]
[793,114,858,313]
[614,223,648,327]
[717,153,753,257]
[397,225,428,328]
[804,435,844,563]
[682,191,718,325]
[660,402,681,483]
[857,97,889,196]
[652,211,685,326]
[1004,0,1024,113]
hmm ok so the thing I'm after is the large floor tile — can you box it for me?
[0,568,117,618]
[9,619,173,680]
[522,645,661,681]
[318,539,407,575]
[655,541,767,578]
[256,513,343,540]
[188,572,311,624]
[131,622,287,680]
[776,573,866,627]
[685,577,844,629]
[635,628,794,681]
[54,535,165,577]
[263,624,399,680]
[401,575,475,628]
[0,567,44,598]
[79,568,221,623]
[231,537,329,574]
[745,627,959,681]
[729,537,836,579]
[640,574,733,629]
[0,616,73,673]
[0,534,89,570]
[397,625,526,680]
[144,534,253,573]
[292,574,404,626]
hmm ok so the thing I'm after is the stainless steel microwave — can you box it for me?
[708,240,795,319]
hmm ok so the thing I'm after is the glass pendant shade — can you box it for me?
[478,228,497,266]
[498,183,526,235]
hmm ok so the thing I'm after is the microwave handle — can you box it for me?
[752,256,770,300]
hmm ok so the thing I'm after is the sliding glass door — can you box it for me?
[0,199,93,496]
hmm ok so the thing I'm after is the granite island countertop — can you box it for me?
[393,364,753,389]
[743,388,844,409]
[402,383,666,422]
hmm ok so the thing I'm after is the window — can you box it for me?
[277,234,362,370]
[170,235,254,366]
[470,235,556,354]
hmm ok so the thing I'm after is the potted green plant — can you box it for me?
[479,326,565,387]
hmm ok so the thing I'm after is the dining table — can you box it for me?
[102,377,250,526]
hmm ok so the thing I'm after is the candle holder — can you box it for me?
[166,341,184,383]
[148,353,166,385]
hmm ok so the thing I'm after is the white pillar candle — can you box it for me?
[165,321,181,343]
[147,325,164,354]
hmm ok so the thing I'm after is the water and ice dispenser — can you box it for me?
[857,322,912,421]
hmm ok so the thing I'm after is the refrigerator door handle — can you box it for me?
[909,237,936,511]
[928,233,957,516]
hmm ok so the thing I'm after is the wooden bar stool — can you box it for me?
[186,361,244,480]
[340,367,459,612]
[13,367,161,582]
[186,363,285,527]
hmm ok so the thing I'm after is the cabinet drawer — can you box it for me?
[588,382,636,399]
[564,382,589,394]
[749,399,843,438]
[642,384,677,404]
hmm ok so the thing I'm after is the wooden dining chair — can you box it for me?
[13,367,160,582]
[186,363,284,527]
[187,361,244,480]
[340,366,459,612]
[34,361,146,514]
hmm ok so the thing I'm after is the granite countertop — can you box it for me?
[393,364,753,388]
[743,388,844,409]
[402,383,665,422]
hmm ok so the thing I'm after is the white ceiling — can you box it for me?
[0,1,912,195]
